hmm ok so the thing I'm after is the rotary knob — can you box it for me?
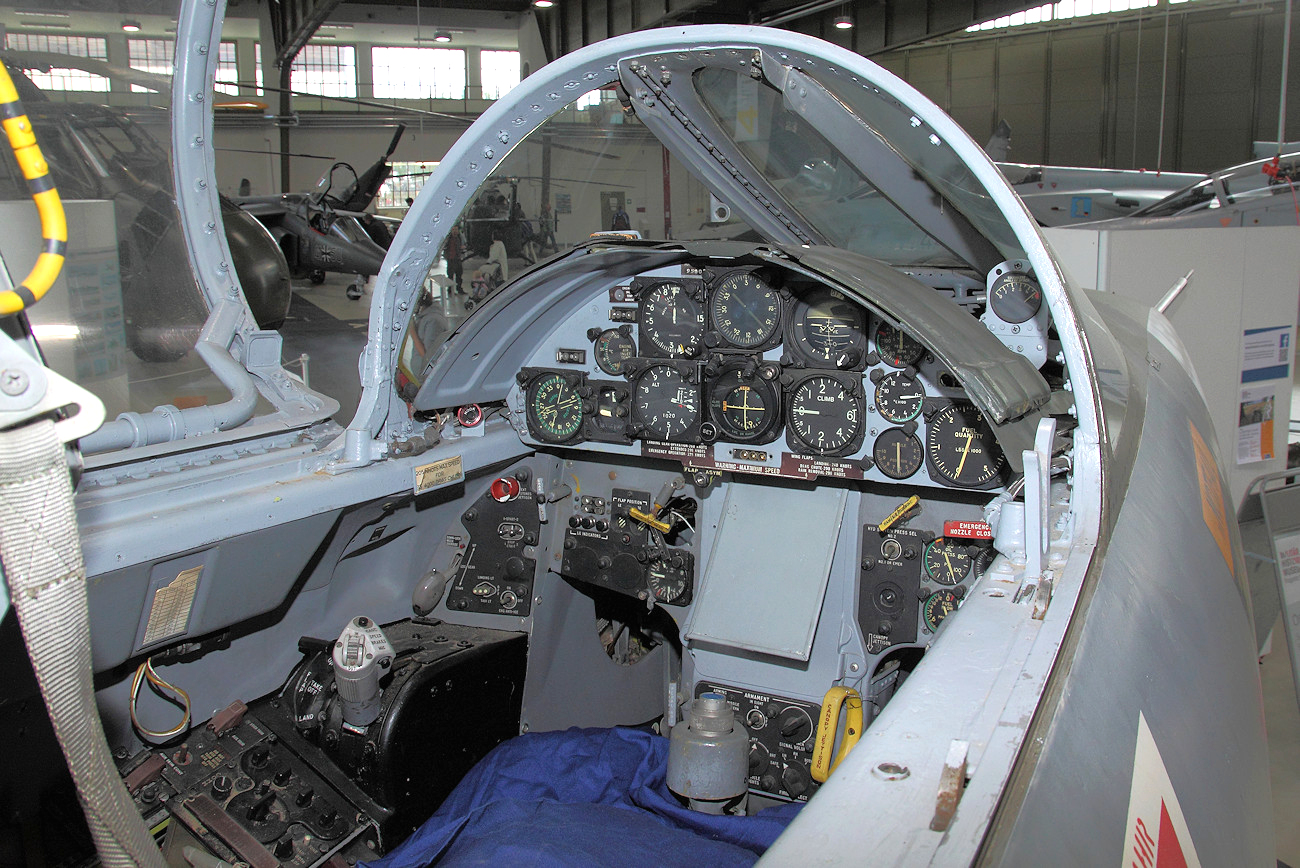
[777,708,812,743]
[782,763,812,799]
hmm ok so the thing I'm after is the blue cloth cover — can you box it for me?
[364,727,803,868]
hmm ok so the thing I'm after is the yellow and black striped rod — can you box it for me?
[0,63,66,315]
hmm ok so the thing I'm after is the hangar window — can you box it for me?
[378,161,438,208]
[480,50,521,100]
[124,39,239,95]
[967,0,1159,31]
[372,46,465,100]
[291,44,357,98]
[3,33,109,92]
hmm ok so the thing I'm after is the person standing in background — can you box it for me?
[443,224,465,294]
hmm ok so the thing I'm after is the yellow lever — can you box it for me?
[811,686,863,783]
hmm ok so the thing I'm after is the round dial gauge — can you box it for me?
[633,365,700,441]
[526,373,584,443]
[924,538,973,586]
[638,281,704,358]
[874,321,925,368]
[923,590,960,632]
[873,370,926,424]
[647,558,689,604]
[594,327,636,376]
[786,375,863,455]
[708,368,780,442]
[790,289,867,368]
[872,427,924,480]
[710,272,782,349]
[926,403,1005,487]
[989,272,1042,324]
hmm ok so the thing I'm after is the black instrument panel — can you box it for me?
[513,263,1013,491]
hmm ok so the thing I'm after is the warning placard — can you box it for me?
[1189,422,1233,577]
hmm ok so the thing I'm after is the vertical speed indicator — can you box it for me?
[786,374,864,456]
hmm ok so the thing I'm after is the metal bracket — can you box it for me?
[0,332,104,444]
[1023,416,1056,582]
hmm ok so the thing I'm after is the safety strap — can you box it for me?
[0,420,165,868]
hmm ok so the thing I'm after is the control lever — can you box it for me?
[330,617,393,727]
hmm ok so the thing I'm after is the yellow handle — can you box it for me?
[0,62,66,315]
[811,686,863,783]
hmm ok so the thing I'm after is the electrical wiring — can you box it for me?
[0,62,66,314]
[128,657,192,742]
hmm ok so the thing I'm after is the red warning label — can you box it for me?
[943,520,993,540]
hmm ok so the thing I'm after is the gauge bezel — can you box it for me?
[647,554,694,606]
[522,368,586,445]
[783,370,866,457]
[873,319,926,369]
[706,362,782,444]
[634,276,705,359]
[784,286,868,371]
[707,268,784,352]
[988,271,1043,325]
[923,538,973,585]
[583,379,634,444]
[924,402,1006,489]
[873,369,926,424]
[871,427,924,480]
[629,360,703,443]
[592,326,637,376]
[922,589,961,632]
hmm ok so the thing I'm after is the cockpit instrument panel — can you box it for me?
[507,257,1049,493]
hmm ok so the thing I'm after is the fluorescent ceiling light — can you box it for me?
[833,15,853,29]
[534,0,556,8]
[122,20,142,32]
[434,30,452,43]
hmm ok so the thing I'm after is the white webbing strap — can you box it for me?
[0,420,166,868]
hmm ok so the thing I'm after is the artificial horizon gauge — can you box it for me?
[786,374,864,455]
[638,280,704,358]
[788,288,867,368]
[593,327,636,376]
[526,372,584,443]
[874,320,925,369]
[926,403,1005,487]
[710,271,782,349]
[872,427,924,479]
[924,538,972,585]
[989,272,1043,324]
[633,364,700,441]
[707,367,780,442]
[923,589,961,632]
[873,370,926,424]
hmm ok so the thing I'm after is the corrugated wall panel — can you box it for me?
[1047,31,1107,166]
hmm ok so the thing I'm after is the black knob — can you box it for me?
[595,519,609,533]
[760,773,779,792]
[211,775,232,800]
[295,787,314,808]
[140,783,159,804]
[748,744,770,775]
[568,515,581,528]
[581,516,595,530]
[777,709,812,742]
[597,556,612,569]
[274,767,292,786]
[505,557,526,578]
[274,838,294,859]
[319,807,338,827]
[248,745,270,769]
[782,763,812,798]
